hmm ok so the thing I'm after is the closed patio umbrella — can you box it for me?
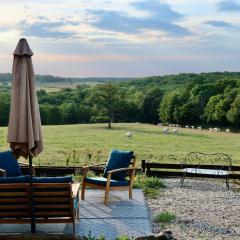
[7,38,43,233]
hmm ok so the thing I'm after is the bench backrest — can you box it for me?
[0,183,29,219]
[0,183,73,219]
[183,152,232,171]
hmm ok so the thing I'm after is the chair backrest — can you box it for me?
[0,183,29,219]
[103,149,134,180]
[0,151,22,177]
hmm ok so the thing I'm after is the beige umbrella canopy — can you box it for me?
[7,38,43,159]
[7,38,43,233]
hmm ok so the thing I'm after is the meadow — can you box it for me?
[0,123,239,166]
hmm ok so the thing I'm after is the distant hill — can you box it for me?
[124,72,240,91]
[0,73,132,84]
[1,72,240,92]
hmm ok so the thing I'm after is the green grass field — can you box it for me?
[0,123,239,166]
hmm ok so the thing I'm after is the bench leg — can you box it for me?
[73,219,76,237]
[180,173,186,187]
[226,176,230,190]
[81,182,86,200]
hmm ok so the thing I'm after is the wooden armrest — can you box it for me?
[18,161,36,167]
[107,167,135,174]
[72,183,80,198]
[82,163,105,178]
[82,163,106,169]
[0,168,6,177]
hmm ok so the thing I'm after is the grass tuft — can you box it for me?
[154,211,176,223]
[134,174,166,198]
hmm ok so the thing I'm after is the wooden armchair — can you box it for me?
[0,151,22,177]
[0,151,36,177]
[81,150,137,205]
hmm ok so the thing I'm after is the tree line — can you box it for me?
[0,72,240,128]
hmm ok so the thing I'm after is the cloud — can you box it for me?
[132,0,183,21]
[205,20,233,28]
[20,18,77,39]
[217,0,240,12]
[89,0,190,37]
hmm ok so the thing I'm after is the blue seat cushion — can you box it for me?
[85,177,129,186]
[0,151,22,177]
[103,149,134,180]
[0,175,29,184]
[33,176,72,183]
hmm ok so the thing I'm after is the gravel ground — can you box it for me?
[147,178,240,240]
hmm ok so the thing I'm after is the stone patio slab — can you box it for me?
[0,189,152,239]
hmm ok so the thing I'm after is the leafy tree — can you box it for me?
[159,91,181,123]
[0,92,10,126]
[204,90,236,126]
[227,95,240,127]
[139,87,163,124]
[60,103,79,124]
[91,83,120,128]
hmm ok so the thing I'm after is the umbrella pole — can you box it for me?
[29,155,36,233]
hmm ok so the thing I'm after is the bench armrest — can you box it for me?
[72,183,80,199]
[0,168,6,177]
[18,161,36,167]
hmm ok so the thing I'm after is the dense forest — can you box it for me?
[0,72,240,128]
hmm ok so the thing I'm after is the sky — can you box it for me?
[0,0,240,77]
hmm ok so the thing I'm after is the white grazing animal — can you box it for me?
[225,129,230,133]
[185,125,189,128]
[191,126,194,129]
[197,126,202,130]
[125,132,133,140]
[163,127,169,134]
[172,128,179,134]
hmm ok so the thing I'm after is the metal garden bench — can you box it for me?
[181,152,232,189]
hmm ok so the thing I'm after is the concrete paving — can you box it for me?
[0,189,152,239]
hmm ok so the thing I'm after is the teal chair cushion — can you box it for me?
[85,177,129,186]
[74,198,79,210]
[103,149,134,180]
[0,175,29,183]
[0,151,22,177]
[33,176,72,183]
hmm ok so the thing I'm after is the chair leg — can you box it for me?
[81,182,86,200]
[129,187,133,199]
[104,189,109,205]
[77,204,80,219]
